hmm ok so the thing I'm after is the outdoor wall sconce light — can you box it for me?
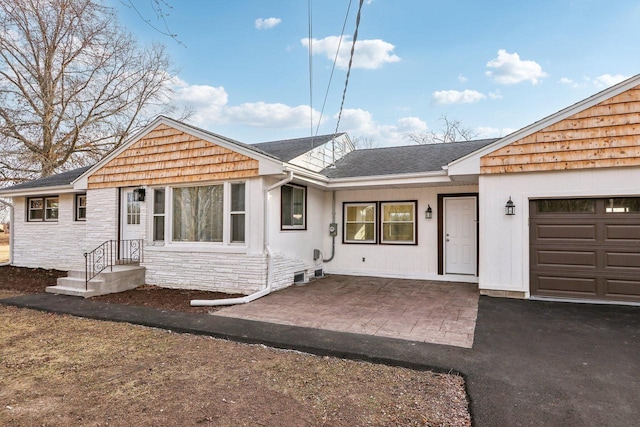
[425,204,433,219]
[133,188,146,202]
[505,197,515,216]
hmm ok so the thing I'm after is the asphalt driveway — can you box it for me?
[2,292,639,426]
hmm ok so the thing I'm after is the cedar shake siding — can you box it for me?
[481,86,640,174]
[88,124,259,189]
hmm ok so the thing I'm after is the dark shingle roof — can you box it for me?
[1,166,92,192]
[322,139,499,178]
[252,133,344,162]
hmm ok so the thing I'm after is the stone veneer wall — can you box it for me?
[12,194,87,270]
[143,250,268,295]
[142,249,316,294]
[86,188,119,249]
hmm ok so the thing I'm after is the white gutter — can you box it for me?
[191,171,295,306]
[0,185,78,198]
[0,199,13,266]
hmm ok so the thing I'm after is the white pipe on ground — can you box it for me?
[0,199,13,267]
[191,171,294,307]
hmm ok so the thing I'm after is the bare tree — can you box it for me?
[351,135,379,150]
[404,115,478,144]
[0,0,176,184]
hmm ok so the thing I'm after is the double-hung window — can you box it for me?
[344,202,376,243]
[380,201,416,245]
[281,184,306,230]
[75,194,87,221]
[230,183,245,242]
[27,196,59,222]
[153,189,165,241]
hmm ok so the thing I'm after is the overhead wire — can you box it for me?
[314,0,354,137]
[333,0,364,138]
[307,0,314,138]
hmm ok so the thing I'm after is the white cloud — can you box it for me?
[301,36,400,70]
[476,126,517,138]
[396,116,428,133]
[485,49,548,85]
[255,17,281,30]
[170,77,320,130]
[225,102,314,128]
[458,74,468,83]
[594,74,629,88]
[433,89,486,105]
[488,90,502,100]
[337,109,426,146]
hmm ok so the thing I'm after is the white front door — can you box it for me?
[444,197,477,275]
[118,188,144,259]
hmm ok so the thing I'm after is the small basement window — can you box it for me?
[293,271,305,283]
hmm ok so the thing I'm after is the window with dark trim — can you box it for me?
[281,184,306,230]
[343,202,377,243]
[380,201,417,245]
[75,194,87,221]
[27,196,59,222]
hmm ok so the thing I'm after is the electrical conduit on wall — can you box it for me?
[191,171,294,306]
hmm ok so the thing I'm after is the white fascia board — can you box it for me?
[326,170,450,189]
[0,185,79,198]
[71,116,283,187]
[448,74,640,176]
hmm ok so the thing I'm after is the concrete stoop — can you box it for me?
[46,265,146,298]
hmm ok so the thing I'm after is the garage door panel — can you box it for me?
[536,250,596,267]
[605,224,640,241]
[535,224,596,240]
[605,279,640,298]
[605,252,640,270]
[535,275,596,295]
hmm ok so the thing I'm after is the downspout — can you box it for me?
[0,199,13,266]
[322,191,336,262]
[191,171,294,306]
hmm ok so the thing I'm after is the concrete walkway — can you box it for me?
[216,276,478,347]
[2,293,639,426]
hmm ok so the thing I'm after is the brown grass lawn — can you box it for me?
[0,233,8,263]
[0,306,471,426]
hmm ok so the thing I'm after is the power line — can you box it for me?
[314,0,353,137]
[307,0,313,137]
[333,0,364,138]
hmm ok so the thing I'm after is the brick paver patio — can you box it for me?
[214,275,479,348]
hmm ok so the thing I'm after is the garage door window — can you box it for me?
[537,199,595,213]
[605,198,640,213]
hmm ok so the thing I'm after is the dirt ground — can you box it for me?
[0,266,472,426]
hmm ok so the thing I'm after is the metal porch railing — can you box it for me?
[84,239,143,290]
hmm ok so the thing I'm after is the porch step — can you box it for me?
[46,265,145,298]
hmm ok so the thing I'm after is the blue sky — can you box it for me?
[109,0,640,147]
